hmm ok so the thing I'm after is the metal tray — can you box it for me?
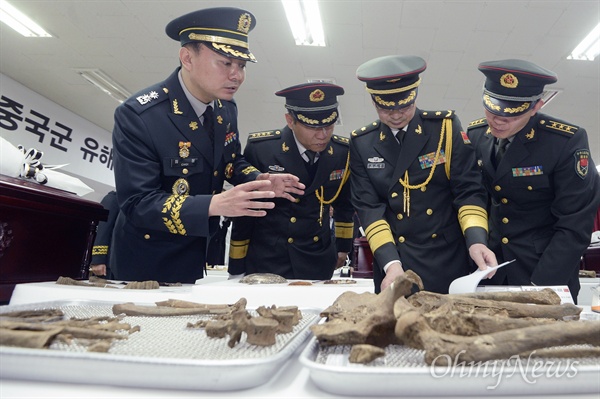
[0,299,319,390]
[300,313,600,397]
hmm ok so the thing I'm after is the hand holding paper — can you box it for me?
[448,259,516,294]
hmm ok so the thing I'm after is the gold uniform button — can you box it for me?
[397,214,403,220]
[502,217,509,224]
[232,153,236,159]
[494,185,502,191]
[290,217,297,223]
[182,168,188,175]
[421,186,426,192]
[527,186,533,191]
[213,170,218,177]
[398,236,405,243]
[502,237,509,244]
[501,198,508,204]
[313,236,319,242]
[391,192,398,198]
[288,238,294,244]
[426,209,433,215]
[431,233,437,239]
[295,198,301,203]
[144,234,150,240]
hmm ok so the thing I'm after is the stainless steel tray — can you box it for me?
[300,313,600,397]
[0,299,319,390]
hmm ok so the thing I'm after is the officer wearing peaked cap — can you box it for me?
[467,59,600,302]
[228,83,355,280]
[110,7,305,284]
[350,55,497,294]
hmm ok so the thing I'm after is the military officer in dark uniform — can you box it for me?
[110,7,304,284]
[90,190,118,278]
[350,55,497,294]
[467,59,600,302]
[228,83,354,280]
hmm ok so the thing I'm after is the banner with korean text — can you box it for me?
[0,73,115,188]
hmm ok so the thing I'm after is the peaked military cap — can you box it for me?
[165,7,257,62]
[276,82,344,128]
[479,59,557,117]
[356,55,426,110]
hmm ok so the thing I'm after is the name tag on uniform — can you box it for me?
[171,158,198,168]
[512,166,543,176]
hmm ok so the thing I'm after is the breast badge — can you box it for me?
[268,165,285,172]
[367,157,385,169]
[225,163,234,179]
[172,178,190,195]
[179,141,191,158]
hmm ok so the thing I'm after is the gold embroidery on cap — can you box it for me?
[367,78,421,94]
[310,89,325,102]
[503,102,530,114]
[500,73,518,88]
[321,111,338,125]
[297,114,319,125]
[238,13,252,33]
[483,95,501,112]
[211,43,256,62]
[374,96,395,107]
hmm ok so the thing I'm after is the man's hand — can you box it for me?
[89,264,107,276]
[335,252,348,269]
[209,180,277,217]
[256,173,305,202]
[469,243,498,278]
[381,260,404,291]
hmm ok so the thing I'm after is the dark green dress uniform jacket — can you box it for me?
[467,113,600,301]
[350,109,489,294]
[110,68,260,283]
[228,126,354,280]
[91,190,118,277]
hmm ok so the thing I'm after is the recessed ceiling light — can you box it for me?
[0,0,51,37]
[281,0,326,47]
[74,69,131,103]
[568,23,600,61]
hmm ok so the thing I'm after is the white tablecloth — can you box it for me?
[2,274,598,398]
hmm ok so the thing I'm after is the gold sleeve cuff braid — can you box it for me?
[162,194,188,235]
[335,221,354,239]
[92,245,108,256]
[229,239,250,259]
[365,220,395,253]
[457,205,488,233]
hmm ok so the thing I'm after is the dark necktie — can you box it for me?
[305,150,317,165]
[396,130,405,144]
[202,106,214,144]
[495,138,509,166]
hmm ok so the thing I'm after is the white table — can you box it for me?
[2,274,598,399]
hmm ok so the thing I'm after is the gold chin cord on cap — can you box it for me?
[398,119,450,216]
[315,152,350,226]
